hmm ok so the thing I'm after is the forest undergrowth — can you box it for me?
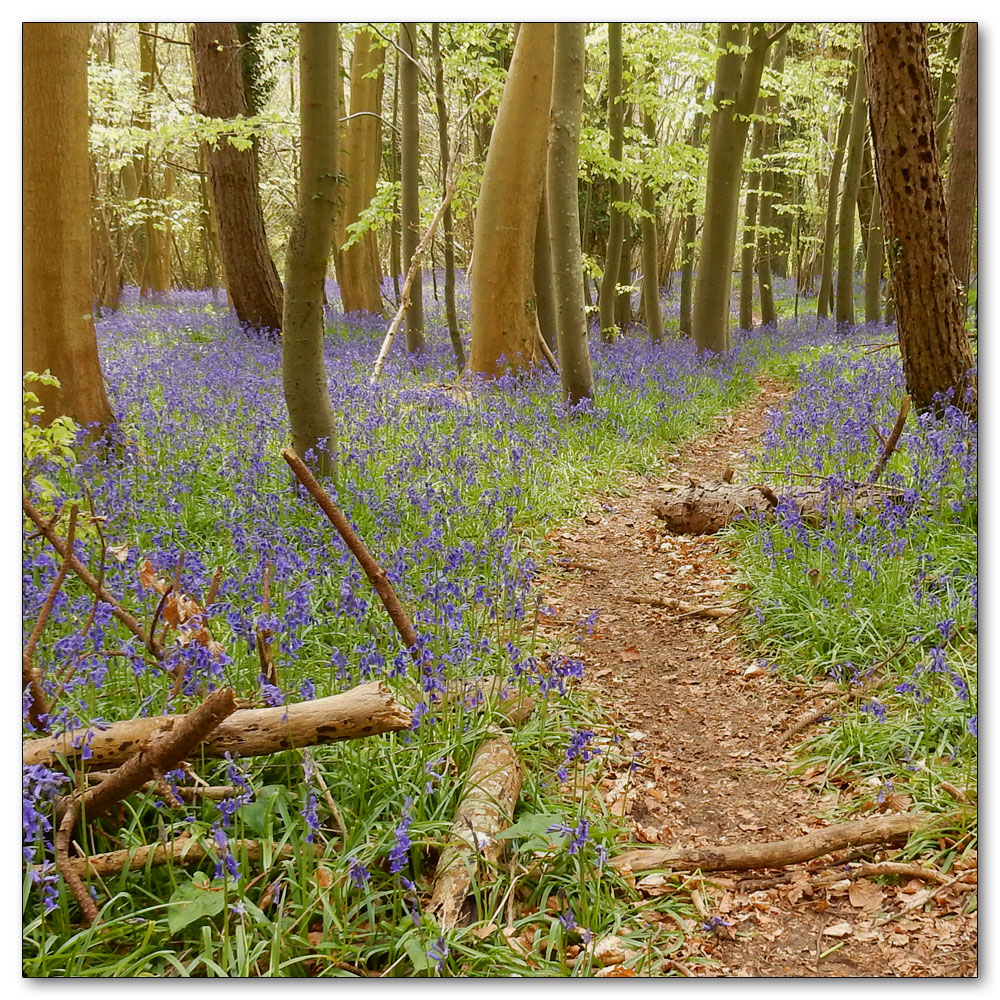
[22,276,976,976]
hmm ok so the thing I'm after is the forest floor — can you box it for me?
[538,377,977,978]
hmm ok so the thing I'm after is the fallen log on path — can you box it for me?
[24,681,411,770]
[428,735,523,931]
[653,480,896,535]
[612,813,934,874]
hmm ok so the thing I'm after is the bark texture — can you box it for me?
[23,23,115,431]
[469,23,554,377]
[24,682,411,770]
[339,29,386,315]
[281,22,340,474]
[598,23,625,341]
[399,23,425,350]
[945,23,977,309]
[863,23,976,417]
[191,22,283,333]
[547,21,594,404]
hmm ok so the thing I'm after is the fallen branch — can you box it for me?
[57,687,237,922]
[622,593,740,619]
[282,448,420,651]
[869,394,910,483]
[428,735,523,931]
[611,813,933,874]
[854,861,958,885]
[24,681,412,770]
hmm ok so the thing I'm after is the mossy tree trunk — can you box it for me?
[23,23,115,432]
[468,23,554,377]
[835,48,867,328]
[281,23,340,476]
[399,23,424,351]
[863,22,976,418]
[598,22,624,342]
[547,22,594,405]
[534,186,559,351]
[191,22,283,334]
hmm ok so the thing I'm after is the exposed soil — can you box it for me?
[538,377,977,978]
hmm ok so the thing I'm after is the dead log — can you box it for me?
[428,735,523,931]
[24,681,411,770]
[653,480,897,535]
[612,813,933,874]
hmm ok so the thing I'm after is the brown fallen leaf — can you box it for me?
[822,921,853,938]
[620,645,642,663]
[594,965,636,977]
[848,879,884,911]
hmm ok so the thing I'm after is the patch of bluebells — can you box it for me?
[388,796,414,874]
[557,729,600,783]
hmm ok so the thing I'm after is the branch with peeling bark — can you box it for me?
[24,681,412,770]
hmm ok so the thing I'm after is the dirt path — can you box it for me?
[539,377,977,977]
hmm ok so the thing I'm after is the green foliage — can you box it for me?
[22,372,79,504]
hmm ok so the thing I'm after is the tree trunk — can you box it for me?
[339,29,385,315]
[679,82,708,337]
[533,186,559,351]
[191,22,283,333]
[138,26,170,295]
[863,23,976,417]
[399,22,425,351]
[547,21,594,405]
[640,109,664,343]
[23,23,115,432]
[756,34,787,327]
[692,23,775,353]
[389,46,402,304]
[430,23,466,370]
[817,61,854,320]
[281,22,340,476]
[863,186,884,323]
[615,193,633,329]
[945,23,977,314]
[835,49,867,328]
[598,22,624,342]
[468,23,554,377]
[934,24,965,170]
[91,165,120,314]
[856,136,875,255]
[739,117,764,331]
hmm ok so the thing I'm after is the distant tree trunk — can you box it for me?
[598,22,624,342]
[835,49,867,328]
[757,34,787,327]
[739,116,764,331]
[468,23,554,377]
[547,22,594,404]
[340,29,385,315]
[693,23,778,353]
[817,61,854,320]
[191,22,283,333]
[23,23,115,431]
[934,24,965,170]
[138,26,170,294]
[198,146,218,291]
[863,187,883,323]
[856,136,875,255]
[640,109,664,343]
[945,23,977,313]
[615,192,633,330]
[282,23,340,476]
[863,22,976,418]
[679,82,708,337]
[430,23,465,369]
[534,186,559,351]
[91,164,120,314]
[399,22,424,351]
[389,47,402,304]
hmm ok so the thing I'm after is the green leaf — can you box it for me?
[496,812,563,841]
[240,784,290,836]
[167,877,227,933]
[401,931,430,972]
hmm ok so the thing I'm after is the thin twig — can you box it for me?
[869,395,911,483]
[256,561,276,686]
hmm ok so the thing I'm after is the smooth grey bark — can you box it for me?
[399,22,424,350]
[598,22,624,341]
[281,22,339,476]
[534,186,559,351]
[756,34,787,326]
[835,48,867,328]
[739,116,765,331]
[547,22,594,405]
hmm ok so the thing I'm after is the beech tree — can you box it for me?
[23,22,114,431]
[281,23,340,475]
[863,22,976,417]
[835,48,867,328]
[945,22,976,313]
[191,22,284,334]
[598,22,625,342]
[547,21,594,404]
[399,22,424,351]
[468,23,554,377]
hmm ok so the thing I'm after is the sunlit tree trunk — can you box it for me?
[469,23,554,377]
[340,29,385,315]
[679,81,707,337]
[945,23,977,314]
[835,49,867,328]
[23,23,114,431]
[739,116,764,331]
[598,22,624,341]
[547,21,594,404]
[282,23,340,476]
[756,34,787,327]
[640,109,664,343]
[191,22,283,333]
[138,25,170,294]
[399,22,424,350]
[863,22,976,417]
[534,187,559,351]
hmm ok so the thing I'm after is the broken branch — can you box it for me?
[622,593,740,619]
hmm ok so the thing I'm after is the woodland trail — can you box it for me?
[539,377,977,977]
